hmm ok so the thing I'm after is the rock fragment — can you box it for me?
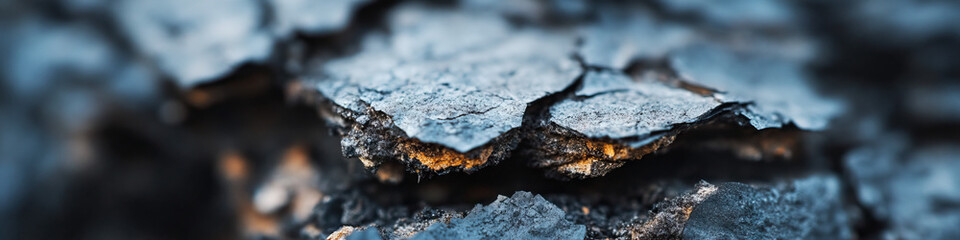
[617,176,852,239]
[528,70,721,178]
[408,191,585,240]
[312,2,581,175]
[669,45,843,130]
[682,176,852,239]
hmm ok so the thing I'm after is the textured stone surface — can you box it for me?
[616,182,719,239]
[528,70,721,178]
[682,176,852,239]
[670,45,843,130]
[313,2,581,174]
[408,191,585,240]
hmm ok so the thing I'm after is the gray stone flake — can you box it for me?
[409,191,586,240]
[316,3,581,153]
[670,45,843,130]
[550,70,719,144]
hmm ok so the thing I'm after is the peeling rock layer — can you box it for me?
[313,2,581,175]
[306,0,842,179]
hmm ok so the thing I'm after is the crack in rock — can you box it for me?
[310,2,581,176]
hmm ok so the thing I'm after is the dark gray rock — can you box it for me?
[615,181,719,239]
[682,176,852,239]
[312,2,581,174]
[409,191,586,240]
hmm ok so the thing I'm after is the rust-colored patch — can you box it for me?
[581,206,591,215]
[281,144,311,174]
[550,134,676,177]
[397,138,495,172]
[327,226,357,240]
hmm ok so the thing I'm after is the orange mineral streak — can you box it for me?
[555,136,675,176]
[398,139,495,171]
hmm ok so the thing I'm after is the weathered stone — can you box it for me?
[408,191,585,240]
[528,70,721,178]
[616,181,719,239]
[682,176,852,239]
[616,176,851,239]
[312,2,581,175]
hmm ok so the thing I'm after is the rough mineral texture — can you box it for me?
[528,70,721,178]
[5,0,960,239]
[312,2,581,175]
[682,176,852,239]
[616,176,851,239]
[406,191,585,240]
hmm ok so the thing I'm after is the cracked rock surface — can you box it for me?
[312,2,581,175]
[529,70,721,178]
[4,0,960,239]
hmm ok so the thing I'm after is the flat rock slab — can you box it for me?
[313,2,581,174]
[529,70,721,178]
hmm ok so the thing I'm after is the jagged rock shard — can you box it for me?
[531,70,719,178]
[682,176,851,239]
[314,3,581,174]
[115,0,367,87]
[408,191,586,240]
[670,45,842,130]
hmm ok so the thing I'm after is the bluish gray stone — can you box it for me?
[670,45,843,130]
[409,191,586,240]
[550,70,719,144]
[683,176,852,239]
[315,3,581,153]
